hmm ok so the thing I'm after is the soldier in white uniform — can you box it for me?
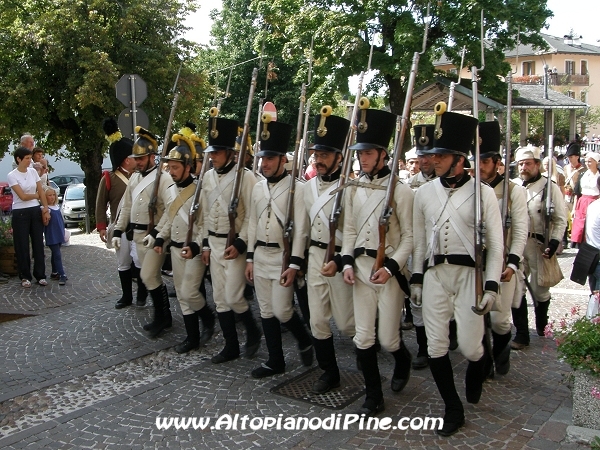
[112,127,174,338]
[510,145,567,349]
[342,105,414,416]
[405,124,438,370]
[200,116,262,364]
[149,133,215,353]
[245,118,313,378]
[411,107,504,436]
[303,110,355,393]
[477,121,528,375]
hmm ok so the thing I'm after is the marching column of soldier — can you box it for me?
[96,91,566,436]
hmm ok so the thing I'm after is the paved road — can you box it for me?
[0,231,593,449]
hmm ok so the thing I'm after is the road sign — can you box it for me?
[115,74,147,107]
[263,102,277,121]
[118,108,149,141]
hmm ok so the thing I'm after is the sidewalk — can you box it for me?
[0,231,595,449]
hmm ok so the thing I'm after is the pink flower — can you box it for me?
[571,306,580,316]
[591,387,600,400]
[560,318,567,329]
[593,316,600,325]
[544,323,554,338]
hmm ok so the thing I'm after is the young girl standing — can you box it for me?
[43,186,68,285]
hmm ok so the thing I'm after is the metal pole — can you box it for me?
[130,75,138,141]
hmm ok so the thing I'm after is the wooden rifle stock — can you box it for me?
[281,84,307,280]
[148,65,182,232]
[226,68,259,250]
[324,72,365,266]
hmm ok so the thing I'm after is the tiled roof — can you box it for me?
[511,84,588,109]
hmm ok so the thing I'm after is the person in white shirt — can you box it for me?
[585,177,600,293]
[7,146,50,287]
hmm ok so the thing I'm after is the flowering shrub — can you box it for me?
[546,304,600,378]
[0,218,13,246]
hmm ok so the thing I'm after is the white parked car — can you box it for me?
[61,183,86,227]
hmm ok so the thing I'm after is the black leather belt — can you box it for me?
[130,223,148,230]
[528,232,544,242]
[432,254,476,267]
[170,241,184,248]
[354,247,378,259]
[208,230,230,238]
[311,239,341,252]
[255,240,280,248]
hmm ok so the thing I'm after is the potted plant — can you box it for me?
[0,218,17,275]
[546,305,600,430]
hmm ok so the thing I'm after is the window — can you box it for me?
[567,90,575,99]
[448,68,457,75]
[581,60,588,75]
[522,61,535,75]
[565,60,575,75]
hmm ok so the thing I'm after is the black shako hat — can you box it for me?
[565,142,581,157]
[103,118,133,171]
[204,114,239,153]
[421,102,478,158]
[413,124,435,156]
[309,106,351,153]
[477,121,502,159]
[349,108,397,152]
[257,115,293,157]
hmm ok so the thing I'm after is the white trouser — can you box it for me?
[208,236,249,314]
[307,246,355,339]
[422,264,484,361]
[252,246,294,322]
[135,232,167,291]
[352,255,403,352]
[171,246,207,315]
[490,274,519,335]
[116,238,139,271]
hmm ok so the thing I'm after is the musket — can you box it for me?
[226,67,259,250]
[544,134,555,249]
[470,10,494,375]
[297,37,314,179]
[447,46,466,112]
[148,63,182,232]
[372,6,430,276]
[323,81,364,266]
[281,83,307,282]
[182,134,211,255]
[501,70,513,251]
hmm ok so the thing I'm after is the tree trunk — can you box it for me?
[78,141,104,233]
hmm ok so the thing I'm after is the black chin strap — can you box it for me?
[440,155,463,183]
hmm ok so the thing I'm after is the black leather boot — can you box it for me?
[312,336,340,394]
[283,311,314,366]
[134,266,148,307]
[391,340,412,392]
[197,304,215,346]
[430,353,465,436]
[238,309,262,358]
[148,285,172,338]
[355,346,384,416]
[211,310,240,364]
[535,299,550,336]
[294,279,311,330]
[115,269,133,309]
[492,330,512,375]
[251,317,286,378]
[511,296,530,349]
[143,285,163,331]
[175,313,200,353]
[448,319,458,351]
[465,353,488,404]
[412,325,429,370]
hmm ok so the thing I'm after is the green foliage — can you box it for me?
[548,305,600,378]
[0,218,13,246]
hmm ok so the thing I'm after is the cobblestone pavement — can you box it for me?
[0,231,595,449]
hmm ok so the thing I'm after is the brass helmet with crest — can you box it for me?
[130,127,158,158]
[163,132,196,167]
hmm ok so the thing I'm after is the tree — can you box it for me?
[250,0,553,150]
[0,0,211,226]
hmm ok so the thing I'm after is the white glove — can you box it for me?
[473,291,497,316]
[410,284,423,307]
[112,236,121,250]
[142,234,156,248]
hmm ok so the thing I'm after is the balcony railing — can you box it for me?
[512,73,589,86]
